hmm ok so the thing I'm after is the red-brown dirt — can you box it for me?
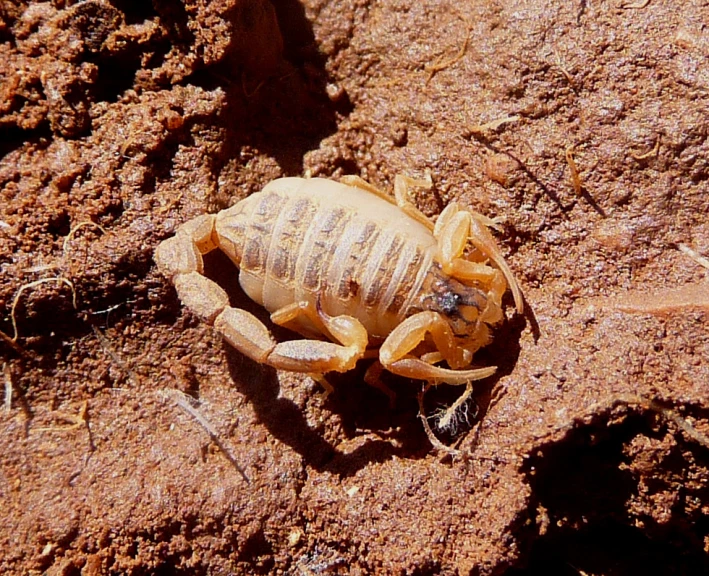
[1,1,708,574]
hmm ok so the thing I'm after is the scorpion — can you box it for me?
[154,175,523,448]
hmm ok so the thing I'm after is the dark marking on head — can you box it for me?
[437,290,461,316]
[419,271,490,336]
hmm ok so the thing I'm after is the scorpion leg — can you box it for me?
[379,311,496,384]
[274,300,370,372]
[271,300,370,396]
[340,175,395,204]
[155,218,369,375]
[363,361,397,407]
[340,174,435,230]
[393,174,436,230]
[219,301,368,375]
[269,300,328,334]
[434,202,524,313]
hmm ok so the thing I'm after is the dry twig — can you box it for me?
[610,244,709,313]
[619,0,650,8]
[565,144,582,195]
[162,389,250,483]
[678,243,709,271]
[467,115,520,136]
[3,363,12,413]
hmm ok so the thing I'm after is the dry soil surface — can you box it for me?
[1,1,708,574]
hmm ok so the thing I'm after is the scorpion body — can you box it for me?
[217,178,492,341]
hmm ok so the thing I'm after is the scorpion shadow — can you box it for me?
[223,346,429,475]
[209,251,526,474]
[207,251,423,475]
[192,0,352,178]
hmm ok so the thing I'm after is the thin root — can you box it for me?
[242,72,267,98]
[7,222,103,342]
[425,29,470,83]
[583,394,709,450]
[436,382,476,432]
[376,12,471,88]
[92,325,141,386]
[10,278,77,341]
[3,363,11,413]
[162,389,250,483]
[646,399,709,449]
[62,221,106,255]
[630,136,660,160]
[157,191,184,215]
[553,51,577,90]
[678,243,709,271]
[0,328,30,358]
[565,144,582,195]
[417,384,461,458]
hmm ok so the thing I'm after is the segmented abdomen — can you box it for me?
[214,178,437,337]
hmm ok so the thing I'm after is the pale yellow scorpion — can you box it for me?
[155,175,523,445]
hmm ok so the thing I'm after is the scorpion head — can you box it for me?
[428,275,503,339]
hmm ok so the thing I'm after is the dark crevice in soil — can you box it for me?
[182,68,225,94]
[237,528,275,573]
[0,124,52,159]
[0,27,14,46]
[509,414,709,576]
[271,0,324,67]
[152,0,193,44]
[3,248,157,359]
[509,519,708,576]
[218,0,343,176]
[8,289,88,349]
[92,54,142,104]
[111,0,159,25]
